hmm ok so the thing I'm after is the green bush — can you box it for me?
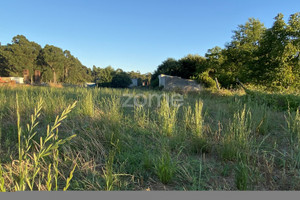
[111,72,132,88]
[195,71,216,88]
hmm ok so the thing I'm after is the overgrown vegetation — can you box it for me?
[0,36,151,86]
[0,94,77,191]
[1,12,299,92]
[0,85,299,191]
[151,12,300,91]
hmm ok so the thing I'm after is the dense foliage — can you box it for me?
[151,13,300,90]
[111,71,132,88]
[0,35,93,84]
[0,36,150,87]
[91,66,151,87]
[1,12,299,90]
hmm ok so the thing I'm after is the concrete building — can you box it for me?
[158,74,201,92]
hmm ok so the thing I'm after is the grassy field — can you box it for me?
[0,85,299,191]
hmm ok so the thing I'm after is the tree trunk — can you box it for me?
[64,67,68,82]
[215,78,220,90]
[53,70,57,84]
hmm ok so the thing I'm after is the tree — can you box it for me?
[178,54,206,79]
[62,50,92,84]
[0,35,41,81]
[201,18,266,87]
[111,71,132,88]
[257,13,300,88]
[214,18,266,86]
[63,50,73,82]
[287,13,300,88]
[93,66,115,87]
[0,35,93,84]
[204,46,224,82]
[0,47,10,76]
[39,45,65,83]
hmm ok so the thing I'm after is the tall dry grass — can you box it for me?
[0,86,299,190]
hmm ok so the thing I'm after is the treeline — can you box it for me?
[0,35,150,87]
[1,12,299,90]
[0,35,92,84]
[92,66,151,88]
[152,13,300,90]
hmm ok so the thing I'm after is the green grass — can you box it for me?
[0,93,77,191]
[220,106,253,162]
[0,85,299,190]
[235,161,249,190]
[154,150,177,184]
[157,96,179,137]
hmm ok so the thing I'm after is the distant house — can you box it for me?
[129,78,138,88]
[158,74,201,92]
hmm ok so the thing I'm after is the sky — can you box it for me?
[0,0,299,74]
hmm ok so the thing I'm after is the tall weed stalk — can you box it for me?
[157,97,178,137]
[221,105,253,161]
[0,95,77,191]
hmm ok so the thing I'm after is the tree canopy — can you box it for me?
[1,12,299,90]
[0,35,93,84]
[151,12,300,90]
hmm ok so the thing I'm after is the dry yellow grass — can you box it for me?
[48,82,63,88]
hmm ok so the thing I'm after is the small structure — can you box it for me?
[158,74,201,92]
[85,82,96,88]
[129,78,138,88]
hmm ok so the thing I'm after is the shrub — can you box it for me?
[194,70,216,89]
[111,72,132,88]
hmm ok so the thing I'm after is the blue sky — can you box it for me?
[0,0,299,73]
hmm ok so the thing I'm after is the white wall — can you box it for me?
[10,77,24,84]
[158,74,166,87]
